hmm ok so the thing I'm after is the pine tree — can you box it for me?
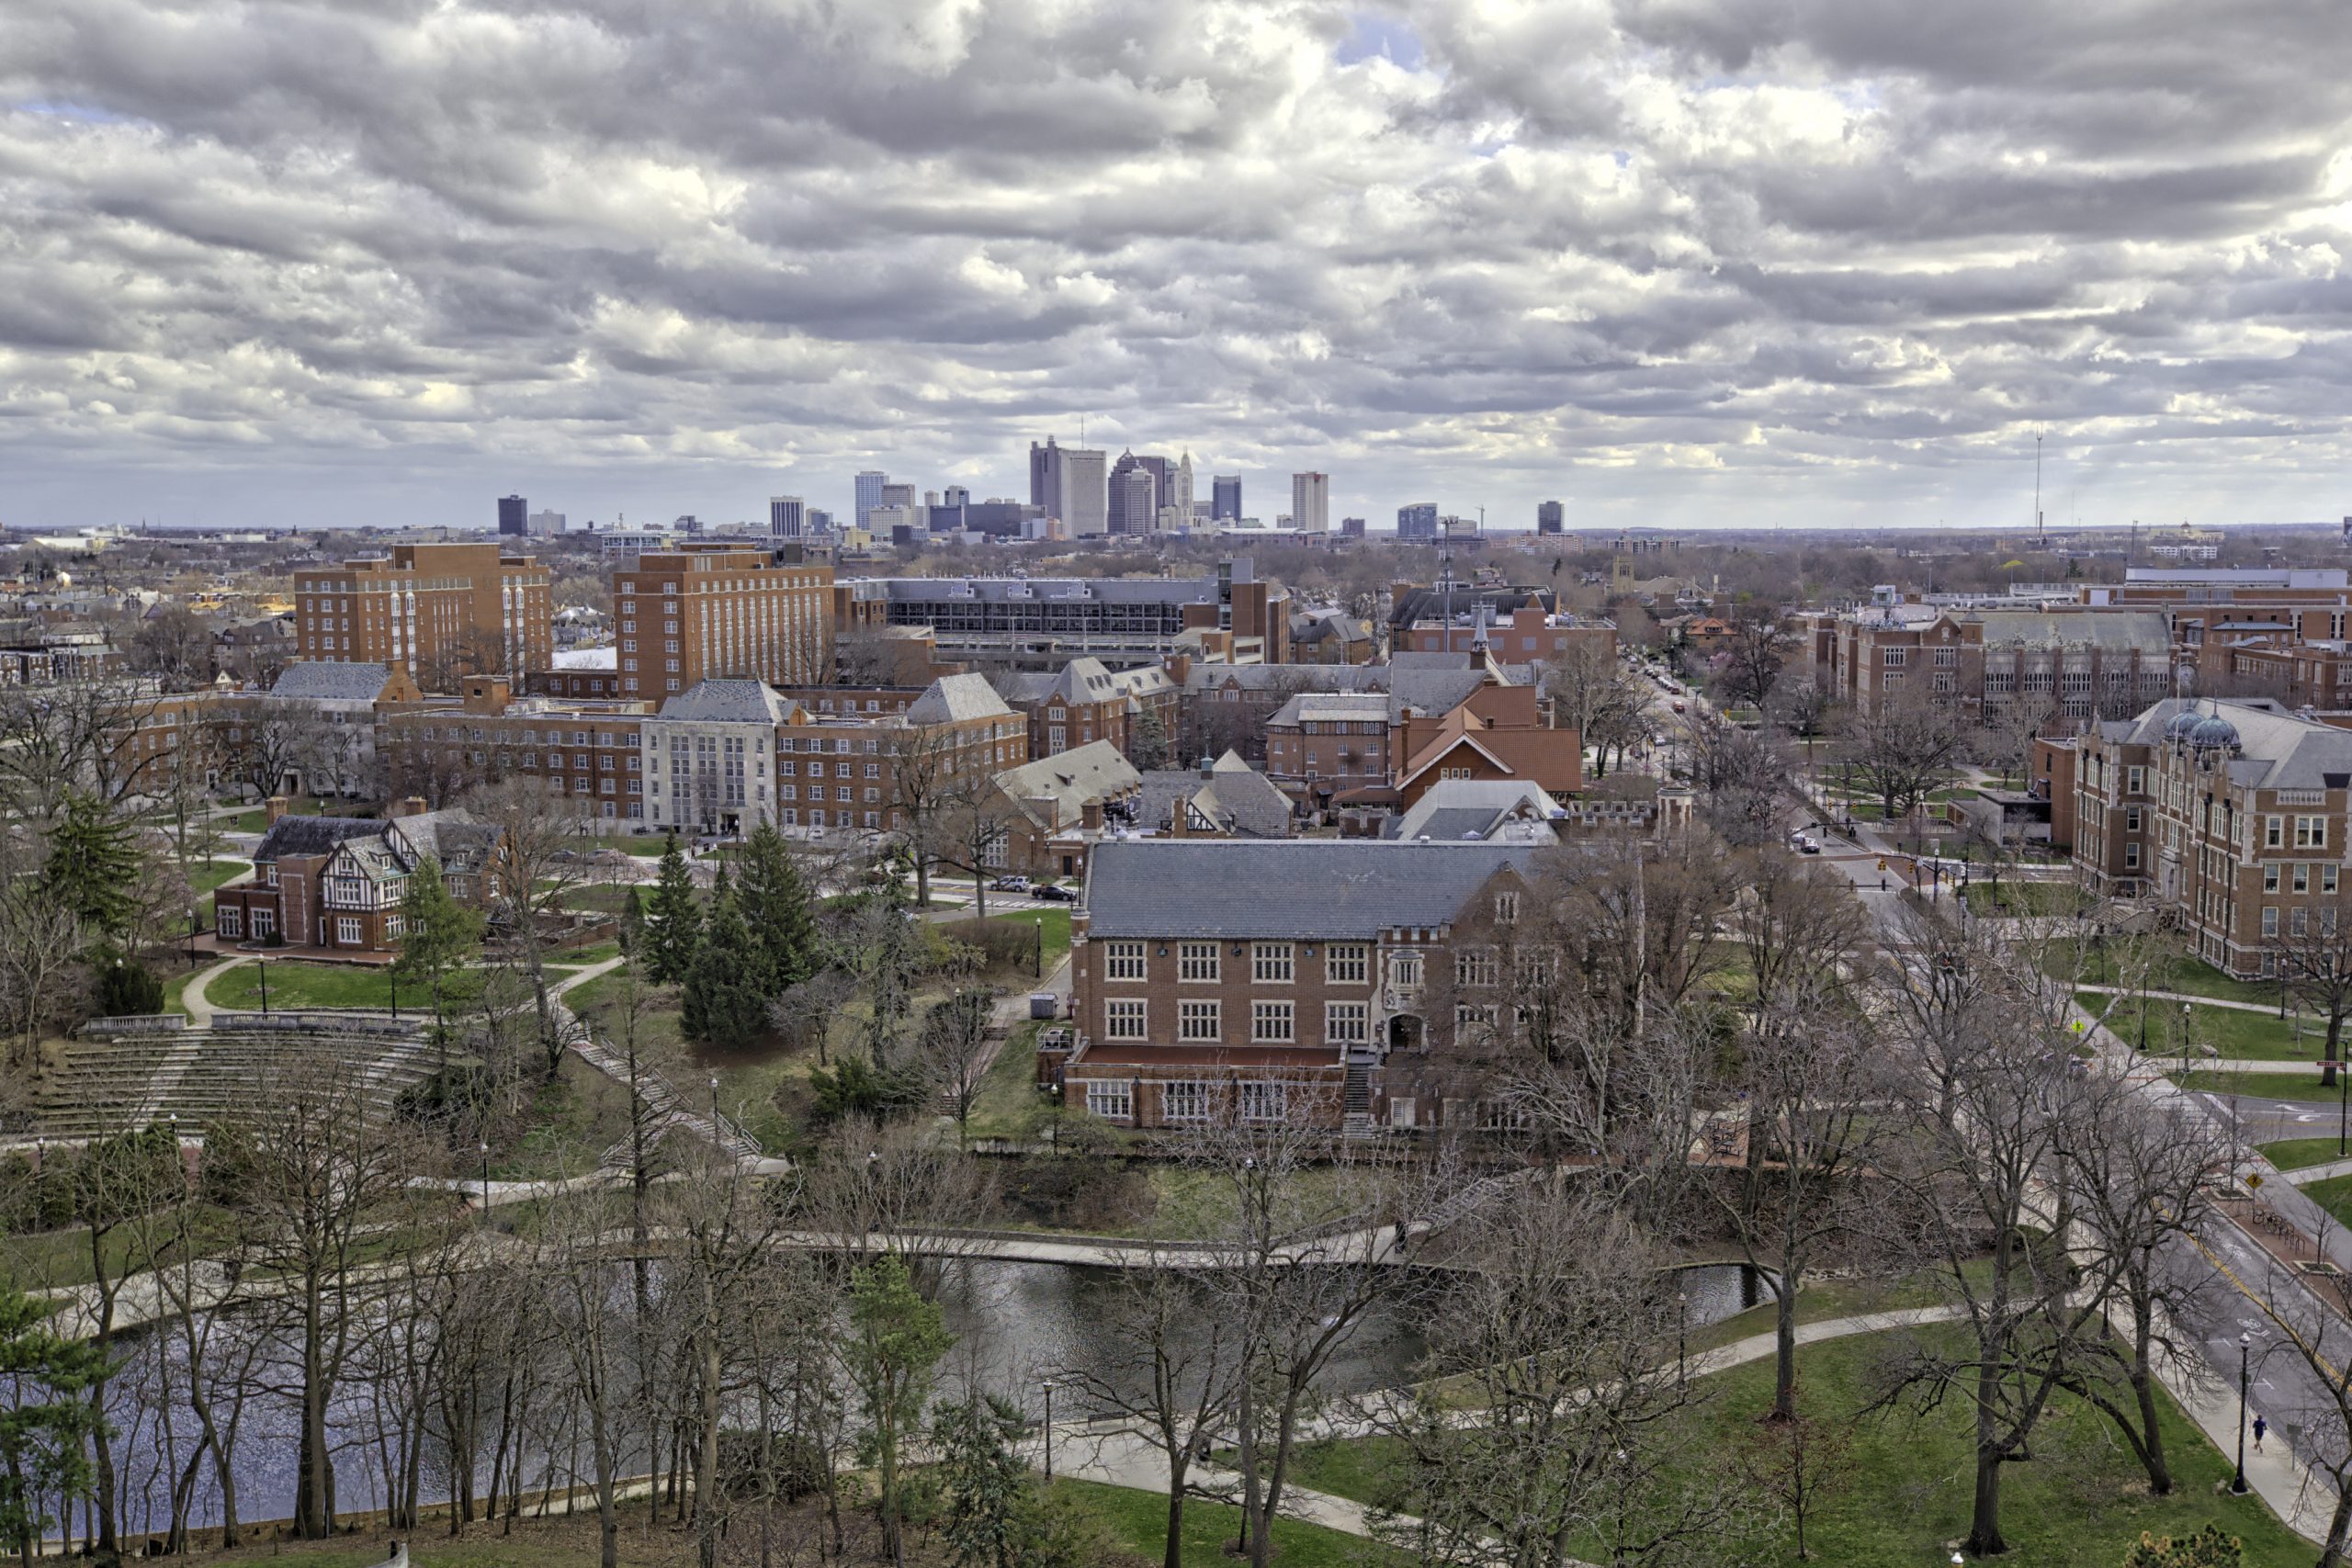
[680,881,768,1049]
[618,884,645,955]
[44,794,139,944]
[735,824,820,996]
[640,831,702,986]
[393,856,483,1037]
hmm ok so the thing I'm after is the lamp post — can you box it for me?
[710,1075,721,1144]
[478,1140,491,1217]
[2182,999,2194,1083]
[1041,1380,1056,1481]
[1035,914,1045,979]
[2233,1331,2252,1495]
[388,965,399,1022]
[256,955,268,1016]
[187,907,199,969]
[1677,1289,1689,1389]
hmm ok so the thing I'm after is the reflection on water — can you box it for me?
[63,1257,1768,1543]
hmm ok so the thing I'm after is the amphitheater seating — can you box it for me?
[44,1013,442,1136]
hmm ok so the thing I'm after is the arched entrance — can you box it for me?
[1386,1013,1423,1055]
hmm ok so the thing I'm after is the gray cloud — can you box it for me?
[2,0,2350,531]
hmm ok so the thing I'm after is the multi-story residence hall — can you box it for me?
[1063,840,1542,1134]
[850,558,1289,670]
[1813,607,2172,722]
[2073,697,2352,977]
[613,547,833,699]
[295,542,551,682]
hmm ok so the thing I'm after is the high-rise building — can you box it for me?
[1212,475,1242,522]
[1340,516,1366,538]
[1029,436,1109,536]
[880,481,916,513]
[1396,502,1439,540]
[1109,450,1167,535]
[527,509,567,536]
[1537,500,1565,535]
[944,485,970,508]
[612,547,834,698]
[296,542,551,683]
[770,496,806,537]
[498,495,527,537]
[854,470,889,526]
[1290,472,1330,535]
[808,508,835,534]
[1170,453,1194,523]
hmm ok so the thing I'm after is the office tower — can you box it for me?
[808,507,834,533]
[1171,452,1194,521]
[1212,474,1242,522]
[1537,500,1565,535]
[944,485,970,508]
[880,481,916,513]
[296,542,550,682]
[854,469,888,525]
[1291,472,1330,534]
[1396,502,1439,540]
[1340,516,1366,538]
[770,496,806,537]
[497,495,527,536]
[527,509,567,536]
[1109,458,1158,536]
[1029,435,1109,536]
[612,547,834,697]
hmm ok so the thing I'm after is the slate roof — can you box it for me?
[268,661,397,702]
[995,740,1141,829]
[252,815,389,862]
[1966,610,2169,652]
[1084,840,1539,938]
[1196,752,1295,838]
[1385,780,1565,843]
[390,809,500,876]
[2099,697,2352,792]
[655,678,798,725]
[907,672,1017,725]
[1268,692,1390,727]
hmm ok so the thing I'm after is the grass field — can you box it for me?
[2172,1066,2341,1099]
[1965,879,2086,915]
[2080,995,2315,1062]
[1063,1477,1405,1566]
[1278,1325,2310,1567]
[2258,1136,2352,1172]
[989,907,1072,975]
[493,1053,636,1179]
[207,960,401,1011]
[965,1020,1045,1141]
[2049,938,2278,1007]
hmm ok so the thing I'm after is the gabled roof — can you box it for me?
[1043,658,1123,705]
[907,672,1016,725]
[1386,780,1565,843]
[655,678,798,725]
[252,816,384,862]
[389,809,500,875]
[269,661,398,702]
[994,740,1141,830]
[1084,840,1538,938]
[1267,692,1389,727]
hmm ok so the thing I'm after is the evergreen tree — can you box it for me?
[0,1285,107,1560]
[91,953,164,1018]
[618,884,645,955]
[393,856,484,1037]
[640,831,702,985]
[848,1255,955,1567]
[934,1394,1032,1568]
[680,881,767,1049]
[44,794,138,943]
[735,824,820,995]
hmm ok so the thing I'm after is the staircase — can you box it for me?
[1341,1060,1374,1140]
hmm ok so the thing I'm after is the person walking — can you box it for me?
[2254,1415,2268,1453]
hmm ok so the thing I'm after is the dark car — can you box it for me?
[1031,884,1080,903]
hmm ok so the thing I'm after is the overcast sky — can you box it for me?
[6,0,2351,535]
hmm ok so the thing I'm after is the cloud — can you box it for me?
[1,0,2350,531]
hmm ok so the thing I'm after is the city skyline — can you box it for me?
[5,2,2351,534]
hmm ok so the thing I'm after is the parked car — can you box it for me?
[989,874,1033,893]
[1671,700,1687,714]
[1031,884,1080,903]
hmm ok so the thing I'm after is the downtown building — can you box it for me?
[1029,436,1110,536]
[611,547,834,700]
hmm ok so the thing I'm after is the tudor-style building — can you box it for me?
[1063,840,1546,1134]
[214,798,499,954]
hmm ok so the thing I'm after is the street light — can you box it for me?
[1041,1380,1056,1481]
[256,954,269,1016]
[2182,1000,2194,1083]
[1677,1289,1689,1389]
[478,1141,491,1216]
[2233,1331,2252,1495]
[187,907,199,969]
[1035,914,1045,979]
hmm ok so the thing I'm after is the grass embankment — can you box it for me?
[986,907,1072,975]
[0,1207,238,1292]
[2053,939,2278,1007]
[2078,995,2315,1063]
[2257,1137,2352,1173]
[1282,1325,2310,1567]
[493,1054,638,1180]
[2293,1173,2352,1233]
[1964,879,2085,916]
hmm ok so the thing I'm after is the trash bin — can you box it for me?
[1029,992,1059,1021]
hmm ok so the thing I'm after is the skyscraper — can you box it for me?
[1396,502,1438,540]
[1170,453,1194,524]
[770,496,806,537]
[497,495,527,536]
[1212,475,1242,522]
[1537,500,1565,535]
[1290,472,1329,534]
[1029,436,1109,536]
[854,469,889,526]
[1108,458,1158,536]
[944,485,970,508]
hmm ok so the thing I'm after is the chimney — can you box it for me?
[390,795,427,819]
[1081,797,1103,832]
[1170,796,1190,838]
[265,795,288,826]
[1164,651,1191,685]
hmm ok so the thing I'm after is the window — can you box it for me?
[2125,807,2143,832]
[1883,649,1907,668]
[250,908,274,939]
[2328,866,2340,896]
[2266,865,2281,894]
[2295,908,2312,937]
[1455,948,1499,987]
[2263,907,2279,937]
[2299,816,2330,850]
[216,908,242,938]
[1104,942,1146,981]
[2297,864,2312,894]
[1163,1082,1211,1122]
[336,917,361,945]
[1253,942,1294,983]
[1933,647,1959,668]
[1327,1001,1369,1046]
[2127,765,2145,795]
[1179,942,1220,982]
[1494,892,1519,923]
[1326,942,1367,984]
[1252,1000,1294,1043]
[1179,1000,1221,1042]
[1085,1083,1132,1122]
[1238,1081,1286,1123]
[384,916,404,940]
[1393,952,1423,989]
[2124,843,2142,870]
[2267,816,2285,849]
[1104,999,1147,1040]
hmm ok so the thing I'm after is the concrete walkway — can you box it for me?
[2078,984,2290,1017]
[176,955,243,1026]
[2281,1156,2352,1185]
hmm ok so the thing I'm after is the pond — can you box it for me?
[51,1257,1769,1546]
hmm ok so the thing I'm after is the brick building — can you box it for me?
[215,798,497,953]
[295,542,551,683]
[379,675,650,816]
[1388,583,1615,664]
[1263,676,1582,816]
[995,658,1180,765]
[1062,840,1544,1133]
[2072,697,2352,976]
[1815,608,2173,721]
[613,547,833,699]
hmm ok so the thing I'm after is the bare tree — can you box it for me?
[1715,603,1797,711]
[1540,639,1653,778]
[1845,682,1966,826]
[468,776,594,1076]
[2274,885,2352,1088]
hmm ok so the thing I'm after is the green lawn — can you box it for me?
[1057,1477,1405,1567]
[2258,1137,2352,1172]
[965,1021,1045,1142]
[207,960,401,1011]
[2297,1174,2352,1234]
[493,1054,636,1179]
[2050,938,2278,1006]
[2079,995,2315,1062]
[2173,1066,2342,1099]
[1964,879,2085,916]
[0,1207,238,1292]
[989,908,1071,975]
[1283,1326,2311,1567]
